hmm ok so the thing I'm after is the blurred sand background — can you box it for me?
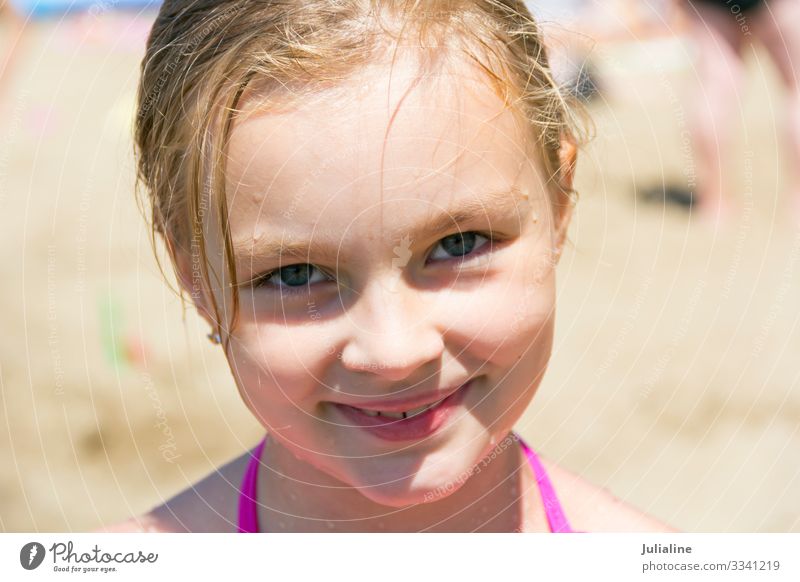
[0,6,798,532]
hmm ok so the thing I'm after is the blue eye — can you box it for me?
[254,264,331,296]
[427,231,492,262]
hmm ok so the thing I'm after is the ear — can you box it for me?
[165,235,217,329]
[552,135,577,259]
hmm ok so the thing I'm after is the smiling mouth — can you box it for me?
[345,397,449,420]
[329,379,475,442]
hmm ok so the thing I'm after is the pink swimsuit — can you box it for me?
[238,431,576,533]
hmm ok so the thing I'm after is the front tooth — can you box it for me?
[360,409,379,417]
[379,410,406,419]
[406,404,431,417]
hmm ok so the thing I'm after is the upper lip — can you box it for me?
[332,379,472,412]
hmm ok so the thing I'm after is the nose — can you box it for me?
[339,274,444,382]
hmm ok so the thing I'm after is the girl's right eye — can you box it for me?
[253,264,333,297]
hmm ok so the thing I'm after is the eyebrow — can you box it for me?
[232,186,527,265]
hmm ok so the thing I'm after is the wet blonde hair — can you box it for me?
[134,0,587,342]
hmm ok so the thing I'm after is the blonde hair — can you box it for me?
[133,0,587,341]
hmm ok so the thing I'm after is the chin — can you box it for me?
[342,443,486,509]
[351,473,468,508]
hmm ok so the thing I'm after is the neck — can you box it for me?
[256,431,549,532]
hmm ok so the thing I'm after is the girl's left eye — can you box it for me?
[427,231,492,263]
[250,231,494,297]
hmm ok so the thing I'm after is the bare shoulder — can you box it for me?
[540,457,680,533]
[93,448,252,533]
[89,516,160,533]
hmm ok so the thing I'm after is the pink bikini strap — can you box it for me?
[515,432,574,533]
[237,436,267,533]
[238,432,575,533]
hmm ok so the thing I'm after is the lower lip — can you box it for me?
[331,380,473,442]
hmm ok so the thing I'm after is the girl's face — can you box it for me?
[189,55,571,507]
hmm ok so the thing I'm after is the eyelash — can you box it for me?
[251,230,500,297]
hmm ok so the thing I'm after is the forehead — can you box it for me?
[223,53,544,245]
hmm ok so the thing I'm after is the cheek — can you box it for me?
[458,275,555,440]
[225,320,336,413]
[504,268,557,367]
[441,260,557,370]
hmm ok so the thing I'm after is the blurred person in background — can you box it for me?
[526,0,601,100]
[679,0,800,224]
[528,0,682,101]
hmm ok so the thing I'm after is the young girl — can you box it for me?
[109,0,677,533]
